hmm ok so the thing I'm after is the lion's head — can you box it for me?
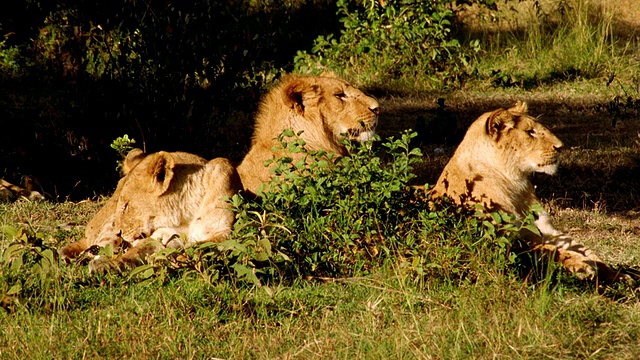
[237,75,380,193]
[113,149,242,247]
[112,150,192,243]
[431,102,564,216]
[482,101,563,176]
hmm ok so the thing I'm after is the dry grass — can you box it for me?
[459,0,640,36]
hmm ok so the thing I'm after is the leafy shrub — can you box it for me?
[0,34,23,77]
[0,226,61,309]
[295,0,479,91]
[223,130,528,286]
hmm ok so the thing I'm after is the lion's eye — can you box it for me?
[526,129,536,136]
[335,92,347,100]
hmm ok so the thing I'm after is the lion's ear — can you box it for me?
[146,151,175,195]
[122,148,146,176]
[282,77,318,115]
[508,101,528,114]
[486,109,515,139]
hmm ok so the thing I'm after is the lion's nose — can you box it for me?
[370,106,380,116]
[554,143,564,152]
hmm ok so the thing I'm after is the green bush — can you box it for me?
[0,226,61,309]
[226,130,527,285]
[295,0,479,91]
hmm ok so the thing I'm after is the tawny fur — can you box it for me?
[431,102,624,283]
[59,149,242,272]
[237,75,380,194]
[0,178,45,202]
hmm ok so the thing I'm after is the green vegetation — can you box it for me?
[469,0,637,89]
[2,133,639,358]
[1,0,640,358]
[294,0,479,91]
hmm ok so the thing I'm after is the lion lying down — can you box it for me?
[1,178,45,202]
[59,149,242,272]
[430,101,628,284]
[237,74,380,194]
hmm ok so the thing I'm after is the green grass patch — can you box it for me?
[468,0,640,89]
[1,131,639,358]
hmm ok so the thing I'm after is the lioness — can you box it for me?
[237,75,380,193]
[1,178,45,202]
[431,102,624,283]
[59,149,242,271]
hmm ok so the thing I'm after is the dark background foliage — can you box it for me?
[0,0,345,199]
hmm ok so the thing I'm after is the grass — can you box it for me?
[0,246,639,358]
[463,0,640,89]
[0,241,636,360]
[1,96,640,358]
[2,0,640,358]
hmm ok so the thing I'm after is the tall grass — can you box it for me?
[469,0,636,88]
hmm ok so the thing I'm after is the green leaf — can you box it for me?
[40,248,56,266]
[2,226,18,239]
[7,283,21,296]
[128,264,155,280]
[231,263,260,285]
[3,244,23,263]
[9,256,23,271]
[490,212,502,224]
[257,238,272,256]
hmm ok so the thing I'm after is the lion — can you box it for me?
[1,178,45,202]
[430,101,627,284]
[59,148,242,272]
[237,75,380,194]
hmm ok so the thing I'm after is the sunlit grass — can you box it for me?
[465,0,640,89]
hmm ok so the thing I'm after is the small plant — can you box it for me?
[0,226,61,309]
[110,134,137,171]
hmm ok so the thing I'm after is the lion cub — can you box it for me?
[431,101,626,284]
[59,149,242,272]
